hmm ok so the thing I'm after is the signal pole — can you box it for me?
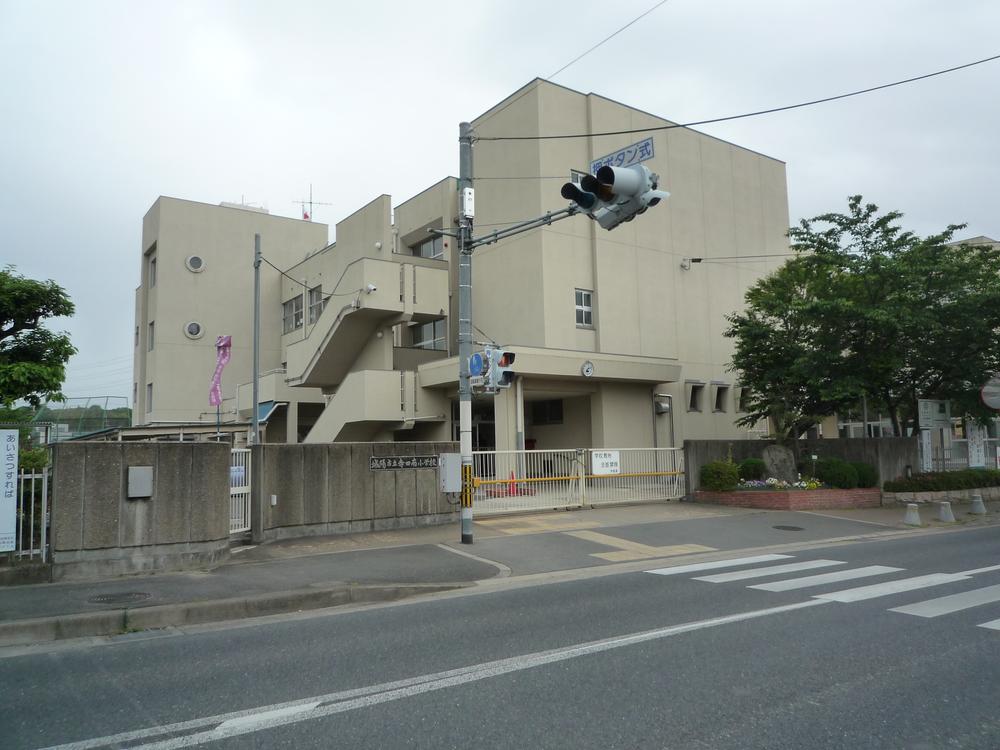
[458,122,475,544]
[449,128,668,545]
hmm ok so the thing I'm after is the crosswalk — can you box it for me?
[646,553,1000,633]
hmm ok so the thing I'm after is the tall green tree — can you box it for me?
[0,267,76,407]
[727,196,1000,438]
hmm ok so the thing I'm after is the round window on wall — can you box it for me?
[185,255,205,272]
[184,321,204,339]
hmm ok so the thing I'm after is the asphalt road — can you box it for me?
[5,525,1000,749]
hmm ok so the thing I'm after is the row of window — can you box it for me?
[283,286,327,334]
[687,382,751,413]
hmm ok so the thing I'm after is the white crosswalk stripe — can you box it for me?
[645,556,1000,634]
[749,565,904,592]
[644,554,792,577]
[890,583,1000,618]
[693,559,844,583]
[813,573,970,603]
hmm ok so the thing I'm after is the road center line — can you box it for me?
[41,599,828,750]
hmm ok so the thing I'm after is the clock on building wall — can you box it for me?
[581,361,595,377]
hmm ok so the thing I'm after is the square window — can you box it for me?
[283,295,304,334]
[575,288,593,328]
[687,383,704,412]
[411,319,447,350]
[307,286,326,324]
[714,385,729,412]
[737,387,751,413]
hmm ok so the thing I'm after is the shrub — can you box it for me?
[851,462,879,488]
[700,460,739,491]
[815,458,858,489]
[884,469,1000,493]
[19,447,49,471]
[738,458,767,481]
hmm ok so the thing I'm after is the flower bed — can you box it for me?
[696,488,881,510]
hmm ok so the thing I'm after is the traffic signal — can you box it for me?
[561,164,669,231]
[494,350,516,389]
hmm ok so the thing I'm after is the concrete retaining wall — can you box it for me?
[50,443,231,580]
[684,438,919,496]
[252,442,458,542]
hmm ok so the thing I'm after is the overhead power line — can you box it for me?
[259,255,365,303]
[473,0,671,132]
[475,52,1000,142]
[547,0,670,80]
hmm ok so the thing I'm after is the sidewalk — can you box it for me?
[2,500,996,648]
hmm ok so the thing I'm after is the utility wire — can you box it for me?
[476,52,1000,142]
[472,0,671,132]
[259,255,361,302]
[547,0,670,79]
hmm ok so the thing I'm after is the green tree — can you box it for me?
[0,267,76,407]
[727,196,1000,438]
[725,256,861,443]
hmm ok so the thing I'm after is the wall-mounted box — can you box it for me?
[127,466,154,499]
[438,453,461,493]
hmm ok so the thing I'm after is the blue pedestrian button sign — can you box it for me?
[469,352,484,377]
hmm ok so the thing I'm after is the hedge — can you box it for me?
[814,458,858,489]
[884,469,1000,493]
[850,462,879,489]
[700,460,739,491]
[737,458,767,481]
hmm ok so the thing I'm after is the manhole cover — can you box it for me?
[772,525,804,531]
[88,592,152,605]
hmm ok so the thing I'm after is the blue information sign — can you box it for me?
[469,352,484,377]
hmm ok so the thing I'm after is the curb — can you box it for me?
[0,582,468,647]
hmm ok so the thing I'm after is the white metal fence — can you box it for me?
[13,469,49,562]
[472,448,684,515]
[230,448,252,534]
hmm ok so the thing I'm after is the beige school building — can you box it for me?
[132,79,789,451]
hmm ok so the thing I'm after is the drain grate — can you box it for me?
[772,525,804,531]
[88,592,152,605]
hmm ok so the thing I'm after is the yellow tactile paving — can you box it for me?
[565,530,716,561]
[475,517,602,535]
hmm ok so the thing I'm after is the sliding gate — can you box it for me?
[472,448,684,515]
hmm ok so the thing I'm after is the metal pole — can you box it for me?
[458,122,475,544]
[251,233,261,447]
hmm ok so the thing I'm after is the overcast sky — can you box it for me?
[2,0,997,404]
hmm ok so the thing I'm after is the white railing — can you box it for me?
[14,469,49,562]
[472,448,684,515]
[230,448,252,534]
[583,448,685,506]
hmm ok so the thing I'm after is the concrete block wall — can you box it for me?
[51,443,231,580]
[683,437,919,496]
[253,442,458,542]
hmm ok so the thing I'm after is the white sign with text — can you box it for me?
[1,429,19,552]
[591,450,621,476]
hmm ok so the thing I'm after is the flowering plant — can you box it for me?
[737,475,823,490]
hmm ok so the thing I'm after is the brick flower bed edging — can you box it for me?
[695,488,881,510]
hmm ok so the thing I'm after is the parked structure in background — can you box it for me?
[131,79,792,450]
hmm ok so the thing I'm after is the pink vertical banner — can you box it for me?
[209,335,232,407]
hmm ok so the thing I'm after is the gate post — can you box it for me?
[577,449,587,507]
[250,444,264,543]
